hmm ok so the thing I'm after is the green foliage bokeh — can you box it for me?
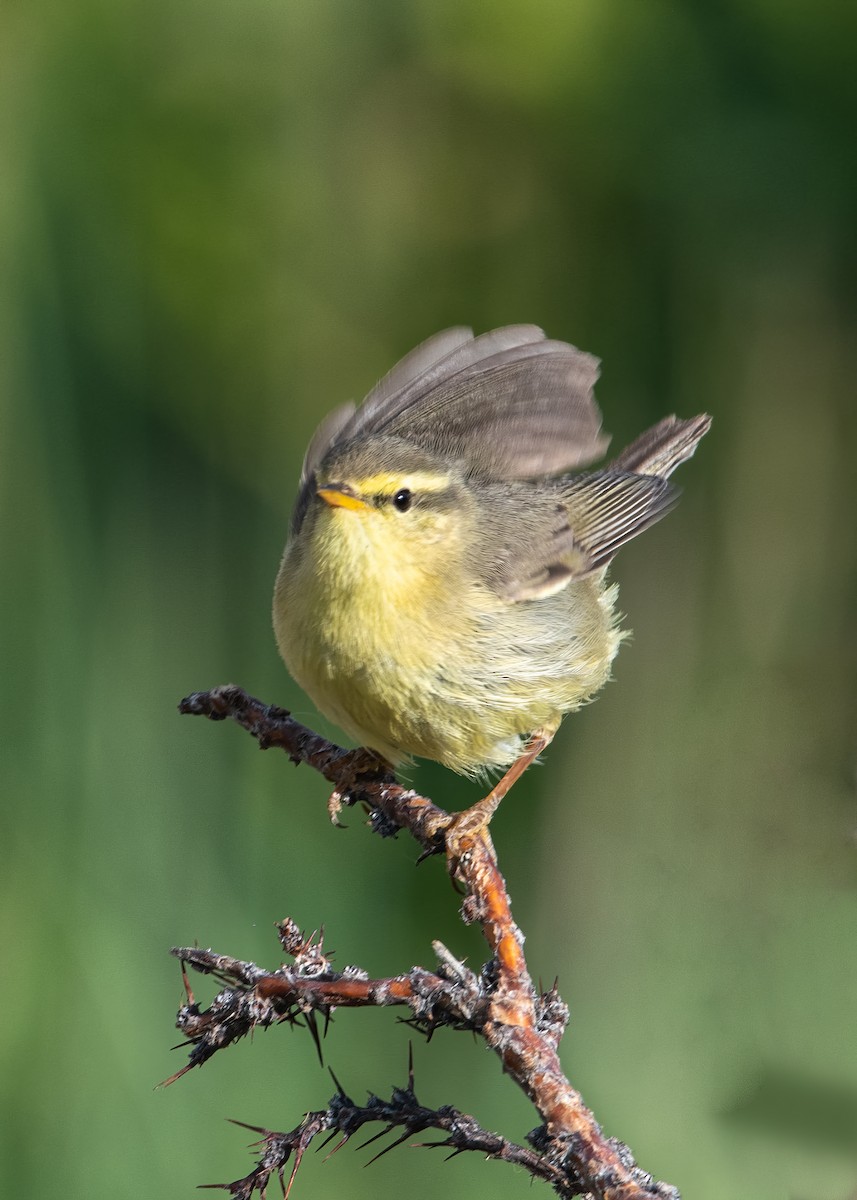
[2,3,856,1198]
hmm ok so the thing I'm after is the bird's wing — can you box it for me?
[495,413,712,601]
[304,326,609,482]
[299,402,356,486]
[298,328,479,489]
[496,472,677,602]
[359,326,477,415]
[382,339,608,478]
[351,325,548,443]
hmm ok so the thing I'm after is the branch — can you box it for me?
[165,930,482,1083]
[177,685,680,1200]
[200,1056,570,1200]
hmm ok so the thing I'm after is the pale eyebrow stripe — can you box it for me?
[359,471,452,494]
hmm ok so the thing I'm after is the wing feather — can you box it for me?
[298,325,608,485]
[345,324,549,447]
[299,402,356,485]
[360,326,475,413]
[385,343,607,477]
[498,472,677,601]
[561,472,677,569]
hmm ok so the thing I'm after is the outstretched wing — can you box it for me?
[382,338,608,479]
[303,325,609,482]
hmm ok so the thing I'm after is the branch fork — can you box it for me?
[173,684,679,1200]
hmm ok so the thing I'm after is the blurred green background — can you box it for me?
[2,1,856,1198]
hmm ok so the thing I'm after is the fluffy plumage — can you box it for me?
[275,326,710,777]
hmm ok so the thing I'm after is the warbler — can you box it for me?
[274,326,709,831]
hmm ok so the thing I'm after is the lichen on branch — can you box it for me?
[173,685,679,1200]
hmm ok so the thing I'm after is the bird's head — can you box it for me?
[303,436,475,590]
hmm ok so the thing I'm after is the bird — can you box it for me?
[273,325,710,837]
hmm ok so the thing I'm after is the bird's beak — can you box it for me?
[317,482,370,512]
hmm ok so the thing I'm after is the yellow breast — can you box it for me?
[273,502,620,774]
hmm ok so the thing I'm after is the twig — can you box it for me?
[165,938,481,1084]
[198,1059,571,1200]
[176,684,680,1200]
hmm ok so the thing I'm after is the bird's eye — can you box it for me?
[392,488,413,512]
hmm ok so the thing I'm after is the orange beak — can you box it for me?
[316,483,370,512]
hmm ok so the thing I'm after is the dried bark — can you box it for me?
[172,684,679,1200]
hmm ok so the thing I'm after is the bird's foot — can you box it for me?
[421,797,497,868]
[441,793,501,860]
[422,730,556,868]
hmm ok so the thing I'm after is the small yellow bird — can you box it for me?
[274,326,709,833]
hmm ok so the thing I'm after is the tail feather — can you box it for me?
[609,414,711,479]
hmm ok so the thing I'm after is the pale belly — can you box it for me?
[274,542,620,775]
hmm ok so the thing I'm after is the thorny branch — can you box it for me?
[175,684,680,1200]
[196,1051,570,1200]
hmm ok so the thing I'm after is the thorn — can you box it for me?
[306,1011,324,1066]
[227,1118,270,1135]
[283,1148,304,1200]
[407,1042,415,1092]
[181,962,196,1005]
[158,1063,193,1087]
[355,1124,394,1152]
[365,1129,413,1165]
[415,840,443,866]
[321,1134,350,1161]
[328,1067,346,1097]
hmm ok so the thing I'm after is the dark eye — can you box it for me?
[392,488,413,512]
